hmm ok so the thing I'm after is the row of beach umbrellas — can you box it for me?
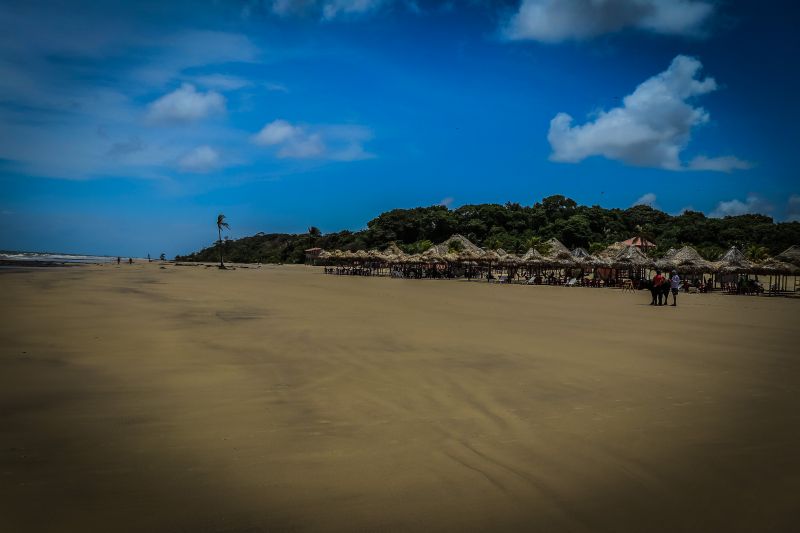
[318,236,800,276]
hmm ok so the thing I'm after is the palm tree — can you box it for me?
[216,214,230,268]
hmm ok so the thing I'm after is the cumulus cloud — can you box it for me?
[503,0,714,42]
[440,196,455,207]
[786,195,800,222]
[548,55,748,172]
[252,119,374,161]
[179,145,220,173]
[710,194,772,218]
[632,192,657,207]
[147,83,226,124]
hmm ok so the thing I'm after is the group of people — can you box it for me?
[650,269,680,306]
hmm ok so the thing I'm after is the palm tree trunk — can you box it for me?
[218,227,224,268]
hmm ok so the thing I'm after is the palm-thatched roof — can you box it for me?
[499,252,521,265]
[754,258,800,275]
[613,245,654,269]
[318,250,332,260]
[545,238,571,258]
[777,245,800,266]
[383,242,405,256]
[714,246,755,274]
[571,247,591,259]
[520,248,545,264]
[598,241,627,259]
[481,250,502,263]
[431,234,483,255]
[657,245,714,273]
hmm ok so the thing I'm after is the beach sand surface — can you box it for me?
[1,263,799,532]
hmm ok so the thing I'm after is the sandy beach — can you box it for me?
[1,263,798,532]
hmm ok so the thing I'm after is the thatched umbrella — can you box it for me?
[421,247,444,263]
[318,250,332,260]
[777,245,800,267]
[433,234,484,255]
[571,247,591,260]
[755,258,800,275]
[613,245,654,270]
[658,246,714,273]
[714,246,755,274]
[521,247,545,264]
[383,242,405,256]
[481,250,501,263]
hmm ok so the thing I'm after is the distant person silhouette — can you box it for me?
[128,258,133,265]
[117,257,120,264]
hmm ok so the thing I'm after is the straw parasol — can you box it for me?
[431,234,484,255]
[318,250,332,260]
[421,247,444,263]
[754,258,800,275]
[458,249,484,262]
[776,245,800,266]
[383,242,405,256]
[571,247,591,259]
[520,247,545,264]
[545,238,571,258]
[714,246,755,274]
[657,245,714,273]
[613,245,654,269]
[499,252,521,266]
[481,250,501,263]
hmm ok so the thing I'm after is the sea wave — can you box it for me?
[0,251,119,263]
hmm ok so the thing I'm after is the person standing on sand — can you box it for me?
[117,257,120,264]
[670,270,681,306]
[128,258,133,265]
[652,270,665,306]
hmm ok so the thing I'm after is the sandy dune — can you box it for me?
[1,263,799,532]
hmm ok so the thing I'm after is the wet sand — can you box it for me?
[1,263,799,532]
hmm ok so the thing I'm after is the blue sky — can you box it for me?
[1,0,798,257]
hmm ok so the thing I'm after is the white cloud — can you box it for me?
[265,0,388,19]
[787,195,800,222]
[146,83,226,124]
[440,197,455,207]
[179,145,220,173]
[252,119,374,161]
[632,192,657,207]
[189,74,252,91]
[548,55,748,172]
[688,155,753,172]
[264,82,290,93]
[503,0,714,42]
[710,194,772,218]
[322,0,388,19]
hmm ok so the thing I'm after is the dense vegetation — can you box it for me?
[176,195,800,264]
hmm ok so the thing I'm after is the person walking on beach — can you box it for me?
[670,270,681,306]
[652,270,666,306]
[117,257,120,265]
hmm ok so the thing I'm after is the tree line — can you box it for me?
[175,195,800,264]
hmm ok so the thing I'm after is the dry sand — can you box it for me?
[1,263,799,532]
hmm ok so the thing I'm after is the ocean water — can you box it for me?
[0,251,120,264]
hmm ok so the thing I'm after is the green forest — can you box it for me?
[176,195,800,264]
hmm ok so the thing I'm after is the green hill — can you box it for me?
[176,195,800,263]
